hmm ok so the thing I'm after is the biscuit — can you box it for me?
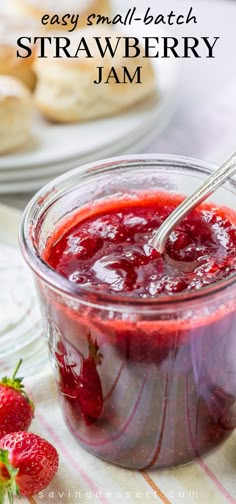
[0,76,33,154]
[34,27,157,123]
[0,14,37,90]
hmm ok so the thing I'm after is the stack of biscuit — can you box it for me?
[0,15,37,153]
[0,76,33,154]
[0,1,156,155]
[0,14,37,89]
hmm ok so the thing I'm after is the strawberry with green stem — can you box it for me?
[0,359,34,439]
[0,432,59,502]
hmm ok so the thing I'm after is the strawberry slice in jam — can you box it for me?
[56,337,103,425]
[78,337,103,425]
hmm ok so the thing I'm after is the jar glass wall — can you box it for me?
[19,155,236,469]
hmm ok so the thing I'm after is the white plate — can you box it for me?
[0,48,179,172]
[0,92,171,182]
[0,99,176,192]
[0,109,165,182]
[0,204,47,376]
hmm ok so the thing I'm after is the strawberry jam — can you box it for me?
[46,193,236,297]
[43,192,236,468]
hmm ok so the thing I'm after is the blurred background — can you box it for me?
[0,0,236,208]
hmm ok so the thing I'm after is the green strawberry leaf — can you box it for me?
[0,360,34,410]
[0,486,5,504]
[0,450,19,478]
[7,490,13,504]
[0,450,20,504]
[0,450,9,465]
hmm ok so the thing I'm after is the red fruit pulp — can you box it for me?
[42,192,236,469]
[45,193,236,296]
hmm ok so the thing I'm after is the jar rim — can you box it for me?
[19,154,236,311]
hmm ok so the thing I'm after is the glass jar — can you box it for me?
[19,155,236,469]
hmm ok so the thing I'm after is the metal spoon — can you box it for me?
[150,152,236,254]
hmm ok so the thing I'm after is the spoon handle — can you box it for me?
[150,152,236,254]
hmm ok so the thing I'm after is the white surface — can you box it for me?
[142,0,236,164]
[0,203,47,376]
[0,204,40,356]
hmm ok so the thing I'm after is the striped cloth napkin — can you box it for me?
[13,365,236,504]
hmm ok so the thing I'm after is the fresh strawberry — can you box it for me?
[0,360,34,439]
[0,432,59,501]
[78,337,103,425]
